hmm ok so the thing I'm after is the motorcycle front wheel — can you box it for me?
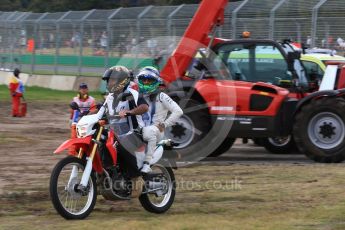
[50,156,97,219]
[139,164,176,213]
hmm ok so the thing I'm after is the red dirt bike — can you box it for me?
[50,92,178,219]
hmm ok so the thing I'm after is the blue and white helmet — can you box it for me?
[136,66,162,94]
[141,66,160,76]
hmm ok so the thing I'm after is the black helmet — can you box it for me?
[102,66,131,93]
[13,68,20,77]
[102,65,131,81]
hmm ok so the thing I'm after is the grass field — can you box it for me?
[2,87,345,229]
[2,164,345,230]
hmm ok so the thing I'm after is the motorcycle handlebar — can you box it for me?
[108,115,121,119]
[108,112,132,120]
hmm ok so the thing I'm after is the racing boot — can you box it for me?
[141,161,152,174]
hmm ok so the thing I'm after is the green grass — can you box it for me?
[0,85,104,102]
[2,164,345,229]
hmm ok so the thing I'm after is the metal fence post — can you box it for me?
[5,12,17,70]
[78,9,95,76]
[134,5,153,69]
[32,13,48,74]
[11,14,18,70]
[325,22,330,48]
[269,0,287,40]
[9,13,16,70]
[231,0,249,39]
[106,8,122,69]
[15,12,29,71]
[312,0,328,48]
[0,17,3,69]
[54,11,70,75]
[167,4,184,38]
[295,21,302,43]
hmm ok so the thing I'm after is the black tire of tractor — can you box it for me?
[167,99,211,150]
[293,97,345,163]
[252,138,263,146]
[261,136,298,154]
[208,138,236,157]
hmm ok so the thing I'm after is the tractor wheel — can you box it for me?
[208,138,236,157]
[165,99,211,150]
[252,138,263,146]
[261,136,298,154]
[293,97,345,163]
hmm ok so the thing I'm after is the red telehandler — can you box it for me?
[159,0,345,163]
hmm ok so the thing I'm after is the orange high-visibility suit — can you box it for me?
[9,75,24,117]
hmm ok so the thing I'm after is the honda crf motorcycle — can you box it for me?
[50,91,178,219]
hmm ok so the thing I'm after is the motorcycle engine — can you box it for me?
[99,167,131,201]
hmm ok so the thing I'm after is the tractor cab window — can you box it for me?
[186,48,224,79]
[301,60,324,81]
[214,42,306,87]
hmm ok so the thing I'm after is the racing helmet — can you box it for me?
[140,66,160,77]
[136,67,161,94]
[102,65,131,94]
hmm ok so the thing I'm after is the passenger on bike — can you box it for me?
[136,66,183,173]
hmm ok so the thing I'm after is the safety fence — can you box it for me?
[0,0,345,76]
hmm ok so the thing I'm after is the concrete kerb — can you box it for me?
[27,75,54,88]
[0,71,14,85]
[0,71,30,85]
[49,75,77,91]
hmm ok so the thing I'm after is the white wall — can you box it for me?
[0,71,100,91]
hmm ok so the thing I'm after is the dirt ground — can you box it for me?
[2,101,345,229]
[0,101,69,196]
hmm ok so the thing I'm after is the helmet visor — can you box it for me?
[102,69,113,81]
[107,78,130,94]
[138,74,158,85]
[137,73,160,94]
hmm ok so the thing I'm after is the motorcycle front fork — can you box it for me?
[67,148,84,187]
[69,127,104,188]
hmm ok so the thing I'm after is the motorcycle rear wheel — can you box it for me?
[139,164,176,213]
[50,156,97,219]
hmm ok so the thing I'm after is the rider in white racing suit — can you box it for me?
[137,66,183,173]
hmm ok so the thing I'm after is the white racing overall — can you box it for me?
[142,92,183,163]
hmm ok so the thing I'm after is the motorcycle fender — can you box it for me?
[54,136,92,154]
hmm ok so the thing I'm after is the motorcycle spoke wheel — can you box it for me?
[139,164,176,213]
[50,157,97,219]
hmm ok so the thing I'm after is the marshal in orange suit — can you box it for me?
[9,68,25,117]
